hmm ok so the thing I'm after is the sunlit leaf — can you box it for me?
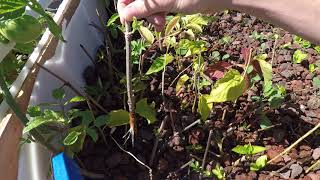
[186,23,202,33]
[63,131,82,146]
[0,0,26,20]
[232,144,266,155]
[23,117,54,134]
[254,54,272,82]
[250,155,268,171]
[146,54,174,75]
[176,74,189,93]
[139,26,154,44]
[106,110,130,127]
[314,46,320,54]
[69,96,86,103]
[135,98,156,124]
[198,95,212,121]
[107,13,119,27]
[293,50,308,64]
[208,69,245,103]
[165,16,180,37]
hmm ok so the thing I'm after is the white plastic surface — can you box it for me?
[18,0,107,179]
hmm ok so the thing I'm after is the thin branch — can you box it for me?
[200,130,213,179]
[267,122,320,164]
[80,44,96,65]
[124,21,136,146]
[36,63,109,114]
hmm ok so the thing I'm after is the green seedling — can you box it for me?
[212,164,226,180]
[293,49,308,64]
[190,160,202,173]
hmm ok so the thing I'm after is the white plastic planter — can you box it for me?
[0,0,107,179]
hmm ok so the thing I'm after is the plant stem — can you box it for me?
[200,130,213,179]
[0,71,58,153]
[36,63,109,114]
[124,21,136,146]
[267,122,320,164]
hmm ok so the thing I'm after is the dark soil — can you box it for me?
[77,11,320,180]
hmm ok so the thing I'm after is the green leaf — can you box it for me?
[222,54,230,60]
[186,23,202,33]
[63,131,82,146]
[86,128,98,142]
[250,155,268,171]
[52,88,65,100]
[313,77,320,89]
[139,25,154,44]
[94,115,108,128]
[23,117,54,134]
[27,106,42,117]
[107,13,119,27]
[135,98,156,124]
[27,0,64,41]
[69,96,86,103]
[314,46,320,54]
[232,144,266,155]
[212,164,225,180]
[0,0,26,20]
[309,64,316,73]
[146,54,174,75]
[255,55,272,82]
[260,114,272,129]
[106,110,130,127]
[293,50,308,64]
[14,41,36,54]
[208,69,245,103]
[211,51,221,60]
[65,126,86,154]
[73,110,94,126]
[165,15,180,37]
[176,74,189,93]
[198,95,212,121]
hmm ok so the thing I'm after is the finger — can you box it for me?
[121,0,170,22]
[146,13,166,32]
[117,0,134,24]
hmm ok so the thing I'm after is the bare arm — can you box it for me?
[118,0,320,44]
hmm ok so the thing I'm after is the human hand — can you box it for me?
[117,0,229,31]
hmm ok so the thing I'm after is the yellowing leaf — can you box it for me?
[208,69,245,103]
[106,110,130,127]
[254,55,272,83]
[176,74,189,93]
[186,23,202,33]
[165,16,180,37]
[139,26,154,44]
[135,98,157,124]
[198,95,213,120]
[146,54,174,75]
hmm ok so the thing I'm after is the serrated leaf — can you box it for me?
[250,155,268,171]
[254,55,272,83]
[135,98,156,124]
[208,69,245,103]
[23,117,54,134]
[293,50,308,64]
[52,88,65,100]
[106,110,130,127]
[198,95,212,121]
[176,74,189,93]
[94,115,108,127]
[165,16,180,37]
[139,26,154,44]
[63,131,82,146]
[86,128,98,142]
[146,54,174,75]
[69,96,86,103]
[107,13,119,27]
